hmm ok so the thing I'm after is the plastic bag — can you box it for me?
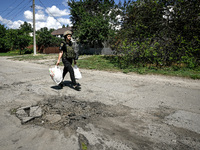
[73,65,82,80]
[49,66,63,85]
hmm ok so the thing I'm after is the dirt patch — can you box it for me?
[18,96,129,131]
[12,96,200,149]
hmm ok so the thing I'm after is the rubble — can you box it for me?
[16,106,42,124]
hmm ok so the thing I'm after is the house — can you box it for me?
[51,27,72,38]
[51,27,113,55]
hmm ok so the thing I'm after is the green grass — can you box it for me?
[81,142,87,150]
[78,55,119,72]
[78,55,200,79]
[2,53,199,79]
[0,50,21,56]
[122,66,200,79]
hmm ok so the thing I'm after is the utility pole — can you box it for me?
[33,0,36,55]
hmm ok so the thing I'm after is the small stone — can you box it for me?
[172,140,176,143]
[30,106,42,118]
[45,114,61,124]
[16,109,28,118]
[21,117,34,124]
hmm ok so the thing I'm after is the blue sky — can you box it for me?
[0,0,124,30]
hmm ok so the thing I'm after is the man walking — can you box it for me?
[56,30,80,90]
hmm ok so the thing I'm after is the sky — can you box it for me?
[0,0,123,30]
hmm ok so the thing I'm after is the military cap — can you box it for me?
[63,30,72,36]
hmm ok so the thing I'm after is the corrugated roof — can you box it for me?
[51,27,72,36]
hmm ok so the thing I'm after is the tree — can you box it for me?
[6,29,19,51]
[19,21,32,35]
[17,34,31,55]
[36,27,62,52]
[68,0,117,48]
[0,22,32,54]
[111,0,200,68]
[0,24,9,52]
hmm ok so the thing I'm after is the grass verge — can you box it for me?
[2,53,200,79]
[10,54,49,61]
[78,55,200,79]
[0,50,21,56]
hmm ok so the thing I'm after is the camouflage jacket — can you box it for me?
[59,41,79,60]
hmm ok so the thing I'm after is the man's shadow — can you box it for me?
[51,81,81,91]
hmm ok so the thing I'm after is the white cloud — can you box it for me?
[108,9,122,30]
[24,10,46,22]
[58,18,72,26]
[24,10,32,21]
[35,5,44,10]
[0,15,23,29]
[0,5,72,30]
[46,5,70,17]
[9,20,24,29]
[31,16,63,30]
[0,16,10,24]
[36,10,46,21]
[46,16,62,29]
[62,0,68,7]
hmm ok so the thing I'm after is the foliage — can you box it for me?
[19,21,32,34]
[111,0,200,69]
[17,24,32,54]
[0,22,32,54]
[81,142,87,150]
[0,22,61,54]
[0,24,10,52]
[36,27,63,52]
[68,0,118,48]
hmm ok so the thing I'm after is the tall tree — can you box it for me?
[19,22,32,35]
[0,24,9,52]
[36,27,62,52]
[111,0,200,67]
[68,0,117,48]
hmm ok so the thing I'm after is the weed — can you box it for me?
[81,142,87,150]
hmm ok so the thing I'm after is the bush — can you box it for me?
[23,48,33,54]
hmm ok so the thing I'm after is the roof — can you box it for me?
[51,27,72,36]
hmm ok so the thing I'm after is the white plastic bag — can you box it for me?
[49,66,63,85]
[73,65,82,80]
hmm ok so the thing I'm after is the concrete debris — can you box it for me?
[16,106,42,124]
[45,114,61,124]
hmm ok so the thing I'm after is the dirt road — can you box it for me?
[0,56,200,150]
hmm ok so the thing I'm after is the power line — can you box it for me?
[10,0,32,21]
[0,0,19,13]
[7,0,32,20]
[38,0,63,24]
[2,0,25,19]
[0,0,32,28]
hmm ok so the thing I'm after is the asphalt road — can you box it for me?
[0,56,200,150]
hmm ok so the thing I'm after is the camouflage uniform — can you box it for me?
[59,40,79,86]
